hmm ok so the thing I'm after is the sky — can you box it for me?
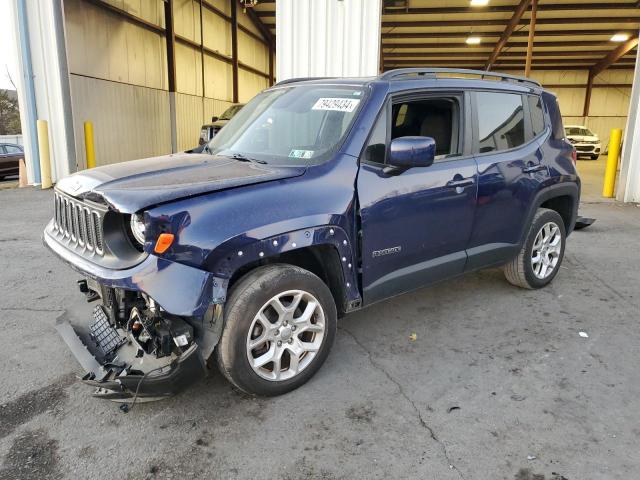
[0,1,19,91]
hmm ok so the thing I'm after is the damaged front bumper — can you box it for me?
[43,228,226,400]
[57,304,206,401]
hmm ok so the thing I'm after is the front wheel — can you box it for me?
[216,264,337,396]
[503,208,566,289]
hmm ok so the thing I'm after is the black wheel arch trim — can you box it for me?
[520,182,580,246]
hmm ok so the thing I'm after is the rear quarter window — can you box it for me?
[542,92,565,140]
[528,95,546,137]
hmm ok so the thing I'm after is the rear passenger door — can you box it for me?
[357,91,478,304]
[465,90,549,270]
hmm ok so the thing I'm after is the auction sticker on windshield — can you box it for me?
[312,98,360,112]
[289,149,314,159]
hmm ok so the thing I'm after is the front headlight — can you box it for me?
[130,214,146,245]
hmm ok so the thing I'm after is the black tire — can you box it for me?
[216,263,337,396]
[503,208,566,289]
[591,154,599,160]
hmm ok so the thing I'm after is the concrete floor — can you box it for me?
[1,185,639,480]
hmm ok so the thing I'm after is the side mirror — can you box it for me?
[388,136,436,169]
[211,116,219,122]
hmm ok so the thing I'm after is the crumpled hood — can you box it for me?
[56,153,306,213]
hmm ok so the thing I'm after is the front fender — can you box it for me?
[205,224,361,307]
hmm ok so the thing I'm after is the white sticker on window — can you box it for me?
[312,98,360,112]
[289,149,314,159]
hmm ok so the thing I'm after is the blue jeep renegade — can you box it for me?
[44,68,580,400]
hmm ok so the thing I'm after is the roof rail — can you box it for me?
[274,76,335,86]
[379,68,541,88]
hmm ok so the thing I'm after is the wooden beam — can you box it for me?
[485,0,531,71]
[591,37,640,76]
[230,0,239,103]
[525,0,537,76]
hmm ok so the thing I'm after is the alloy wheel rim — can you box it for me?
[531,221,562,279]
[246,290,325,381]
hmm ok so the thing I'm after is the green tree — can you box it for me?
[0,89,21,135]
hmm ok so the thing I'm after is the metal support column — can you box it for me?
[164,0,178,153]
[231,0,239,103]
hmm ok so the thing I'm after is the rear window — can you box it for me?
[475,91,526,153]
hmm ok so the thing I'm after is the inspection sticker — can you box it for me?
[289,149,314,159]
[312,97,360,112]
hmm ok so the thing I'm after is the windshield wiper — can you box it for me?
[223,153,268,164]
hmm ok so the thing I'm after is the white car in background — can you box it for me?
[564,125,602,160]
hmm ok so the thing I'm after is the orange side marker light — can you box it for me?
[154,233,175,254]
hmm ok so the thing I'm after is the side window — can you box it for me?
[5,145,22,154]
[528,95,546,137]
[391,97,461,158]
[476,92,526,153]
[363,109,388,164]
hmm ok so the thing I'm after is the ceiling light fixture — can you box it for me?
[611,33,630,42]
[470,0,490,6]
[466,36,482,45]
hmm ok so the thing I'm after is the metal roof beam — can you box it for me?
[591,36,640,76]
[382,30,634,39]
[485,0,531,71]
[381,16,640,28]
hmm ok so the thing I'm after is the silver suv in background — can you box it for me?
[564,125,601,160]
[198,103,245,145]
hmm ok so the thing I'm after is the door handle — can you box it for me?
[522,164,546,174]
[446,178,475,188]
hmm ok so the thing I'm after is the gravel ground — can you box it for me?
[1,187,639,480]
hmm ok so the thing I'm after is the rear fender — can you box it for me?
[519,182,580,245]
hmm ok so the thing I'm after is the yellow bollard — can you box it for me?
[37,120,52,189]
[18,158,27,188]
[84,121,96,169]
[602,128,622,198]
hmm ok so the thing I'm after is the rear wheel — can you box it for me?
[216,264,337,396]
[503,208,566,289]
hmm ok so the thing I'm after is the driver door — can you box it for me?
[356,92,478,304]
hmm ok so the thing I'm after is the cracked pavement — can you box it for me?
[1,187,640,479]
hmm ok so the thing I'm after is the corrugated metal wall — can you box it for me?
[64,0,270,166]
[510,69,633,147]
[70,75,171,168]
[276,0,382,80]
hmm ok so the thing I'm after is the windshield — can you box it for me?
[206,85,365,165]
[565,127,594,136]
[219,104,243,120]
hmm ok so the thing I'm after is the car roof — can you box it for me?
[271,68,545,95]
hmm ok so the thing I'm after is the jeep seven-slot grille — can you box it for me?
[53,192,105,255]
